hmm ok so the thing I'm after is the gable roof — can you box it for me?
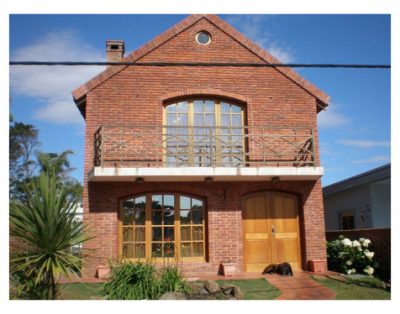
[323,163,391,196]
[72,14,330,114]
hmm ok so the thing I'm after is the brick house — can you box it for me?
[72,14,330,278]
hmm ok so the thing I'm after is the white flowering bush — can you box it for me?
[327,235,377,276]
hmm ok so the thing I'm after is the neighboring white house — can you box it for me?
[323,164,391,231]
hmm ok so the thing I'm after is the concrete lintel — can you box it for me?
[88,166,324,182]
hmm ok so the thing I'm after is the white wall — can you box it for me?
[324,184,372,231]
[370,178,391,228]
[324,177,390,230]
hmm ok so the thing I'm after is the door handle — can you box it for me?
[271,224,275,236]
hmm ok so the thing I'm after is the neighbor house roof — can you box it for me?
[72,14,330,116]
[323,163,391,196]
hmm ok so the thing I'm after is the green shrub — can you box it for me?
[159,265,189,294]
[103,261,160,300]
[9,268,51,300]
[327,235,377,276]
[102,261,188,300]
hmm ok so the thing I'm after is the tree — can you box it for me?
[35,150,83,202]
[36,150,73,179]
[9,173,91,299]
[9,115,39,198]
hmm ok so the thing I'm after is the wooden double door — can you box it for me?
[242,191,302,272]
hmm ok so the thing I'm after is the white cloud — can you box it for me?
[318,104,350,128]
[351,155,391,165]
[227,15,295,63]
[10,30,105,124]
[338,139,391,148]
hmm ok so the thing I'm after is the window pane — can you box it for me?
[164,227,174,241]
[123,227,133,242]
[152,195,162,209]
[181,226,191,241]
[231,114,242,126]
[221,114,230,126]
[192,199,203,224]
[205,100,215,113]
[164,243,175,257]
[177,113,188,126]
[123,244,133,258]
[134,209,145,225]
[192,226,203,241]
[135,227,145,242]
[152,243,162,257]
[152,210,162,225]
[180,210,191,224]
[193,100,204,113]
[178,101,188,112]
[194,114,204,126]
[167,113,176,125]
[205,114,215,126]
[152,227,162,241]
[122,200,134,225]
[135,196,146,208]
[122,209,133,225]
[164,208,175,225]
[180,196,191,209]
[221,102,230,113]
[166,104,177,113]
[231,104,242,113]
[180,243,191,257]
[193,242,203,257]
[134,244,145,258]
[164,195,174,209]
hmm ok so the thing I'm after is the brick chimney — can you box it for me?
[106,40,125,64]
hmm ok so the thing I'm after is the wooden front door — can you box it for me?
[243,191,301,272]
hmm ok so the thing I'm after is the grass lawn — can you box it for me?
[58,283,104,300]
[216,278,281,300]
[312,276,390,300]
[58,279,280,300]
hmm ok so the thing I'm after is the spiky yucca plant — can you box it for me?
[9,173,91,299]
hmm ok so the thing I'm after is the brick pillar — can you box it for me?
[302,179,327,271]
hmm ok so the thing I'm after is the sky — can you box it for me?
[9,14,390,186]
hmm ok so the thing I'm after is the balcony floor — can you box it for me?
[88,166,324,182]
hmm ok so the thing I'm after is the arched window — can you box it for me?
[164,99,245,167]
[120,193,205,261]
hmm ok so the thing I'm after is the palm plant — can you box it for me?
[9,172,91,299]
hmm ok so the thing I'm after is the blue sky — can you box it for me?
[9,14,390,186]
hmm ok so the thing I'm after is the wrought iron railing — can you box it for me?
[94,125,316,167]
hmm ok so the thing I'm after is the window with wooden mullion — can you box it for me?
[120,193,205,261]
[179,196,205,258]
[164,99,244,167]
[121,196,146,259]
[151,194,175,258]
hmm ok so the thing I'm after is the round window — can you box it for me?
[196,31,211,45]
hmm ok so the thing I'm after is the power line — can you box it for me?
[9,61,390,68]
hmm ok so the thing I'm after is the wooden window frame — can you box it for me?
[118,193,206,263]
[163,98,246,167]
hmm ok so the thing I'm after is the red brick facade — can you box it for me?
[73,15,329,278]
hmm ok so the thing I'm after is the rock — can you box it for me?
[159,292,188,300]
[220,283,235,295]
[204,280,220,293]
[186,281,205,294]
[199,288,209,295]
[232,286,244,300]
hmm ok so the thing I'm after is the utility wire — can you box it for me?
[9,61,390,68]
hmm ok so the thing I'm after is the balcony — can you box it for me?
[90,125,323,182]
